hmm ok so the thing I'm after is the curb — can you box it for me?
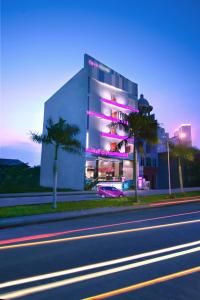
[1,197,200,229]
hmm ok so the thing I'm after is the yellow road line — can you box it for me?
[0,246,200,299]
[1,240,200,288]
[1,219,200,250]
[84,266,200,299]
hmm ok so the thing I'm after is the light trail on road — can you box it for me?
[0,245,200,299]
[150,198,200,207]
[1,209,200,246]
[83,266,200,299]
[1,240,200,289]
[1,218,200,250]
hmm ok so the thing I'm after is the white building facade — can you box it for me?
[40,54,139,190]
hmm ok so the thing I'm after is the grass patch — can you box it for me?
[0,190,200,219]
[0,198,132,218]
[137,190,200,204]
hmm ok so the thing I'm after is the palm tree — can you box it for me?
[30,117,82,208]
[118,112,159,202]
[169,143,194,193]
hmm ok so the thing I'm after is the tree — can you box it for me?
[118,112,159,202]
[169,143,195,193]
[30,117,82,208]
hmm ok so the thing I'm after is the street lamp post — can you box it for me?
[166,140,172,196]
[178,133,185,193]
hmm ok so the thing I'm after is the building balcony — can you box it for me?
[100,132,133,141]
[85,147,129,158]
[100,98,139,113]
[87,111,128,125]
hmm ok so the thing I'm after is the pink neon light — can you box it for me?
[87,111,128,125]
[100,132,133,141]
[86,148,128,158]
[100,98,139,113]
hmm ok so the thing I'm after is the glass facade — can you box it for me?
[85,158,133,181]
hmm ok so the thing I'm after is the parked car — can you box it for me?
[98,186,124,198]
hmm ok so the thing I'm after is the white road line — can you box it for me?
[0,246,200,299]
[1,218,200,250]
[1,240,200,289]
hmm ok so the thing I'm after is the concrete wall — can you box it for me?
[40,68,88,190]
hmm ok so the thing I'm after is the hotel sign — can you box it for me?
[88,59,110,73]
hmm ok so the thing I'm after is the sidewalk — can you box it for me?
[1,196,200,229]
[0,190,96,198]
[1,187,199,198]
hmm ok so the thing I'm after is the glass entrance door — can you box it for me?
[98,159,120,181]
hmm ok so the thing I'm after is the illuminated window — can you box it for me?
[110,142,118,152]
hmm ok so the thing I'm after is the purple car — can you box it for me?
[98,186,124,198]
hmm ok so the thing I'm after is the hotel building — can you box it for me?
[40,54,139,190]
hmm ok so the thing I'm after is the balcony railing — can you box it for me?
[100,132,133,141]
[85,148,129,158]
[100,98,139,113]
[87,111,128,125]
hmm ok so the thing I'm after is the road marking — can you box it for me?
[150,198,200,207]
[83,266,200,299]
[1,210,200,246]
[1,219,200,250]
[0,246,200,299]
[1,240,200,288]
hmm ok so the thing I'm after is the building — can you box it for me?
[40,54,139,190]
[157,127,169,153]
[172,124,192,146]
[137,95,158,189]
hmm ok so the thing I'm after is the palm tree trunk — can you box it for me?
[178,156,184,193]
[133,143,138,202]
[52,145,59,209]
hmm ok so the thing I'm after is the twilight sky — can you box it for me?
[1,0,200,166]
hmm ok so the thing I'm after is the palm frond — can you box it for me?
[29,132,50,144]
[169,143,195,162]
[31,117,82,154]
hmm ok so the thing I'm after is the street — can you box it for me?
[0,202,200,299]
[0,187,200,207]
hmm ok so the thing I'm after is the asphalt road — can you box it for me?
[0,187,199,207]
[0,202,200,299]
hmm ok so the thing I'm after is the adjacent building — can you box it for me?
[137,95,158,189]
[172,124,192,146]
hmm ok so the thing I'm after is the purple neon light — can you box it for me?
[100,132,133,141]
[100,98,139,113]
[87,111,128,125]
[86,148,129,158]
